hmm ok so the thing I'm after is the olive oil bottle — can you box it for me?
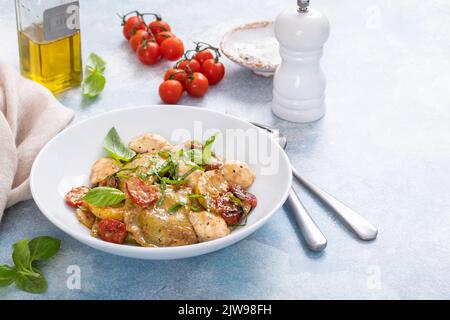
[15,0,82,94]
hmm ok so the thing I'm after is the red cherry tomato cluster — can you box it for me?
[120,11,184,65]
[159,42,225,104]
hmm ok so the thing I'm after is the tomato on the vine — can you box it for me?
[136,41,162,65]
[160,37,184,61]
[159,80,184,104]
[123,16,146,40]
[178,59,201,73]
[194,50,214,65]
[129,30,152,51]
[155,31,175,45]
[164,68,187,88]
[186,72,209,97]
[149,20,171,35]
[201,59,225,85]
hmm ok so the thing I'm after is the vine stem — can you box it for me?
[140,12,162,22]
[193,41,221,61]
[117,10,141,25]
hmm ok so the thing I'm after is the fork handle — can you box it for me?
[292,167,378,240]
[286,189,327,251]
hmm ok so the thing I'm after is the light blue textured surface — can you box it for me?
[1,0,450,299]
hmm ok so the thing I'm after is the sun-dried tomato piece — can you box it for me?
[98,218,127,244]
[216,194,243,225]
[230,185,257,208]
[65,186,90,207]
[126,177,158,208]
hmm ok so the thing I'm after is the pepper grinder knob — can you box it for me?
[272,0,330,123]
[297,0,310,12]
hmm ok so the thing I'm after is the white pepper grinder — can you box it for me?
[272,0,330,123]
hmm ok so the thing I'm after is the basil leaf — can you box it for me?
[103,127,136,162]
[83,187,126,207]
[15,269,48,294]
[157,158,175,176]
[188,194,204,199]
[0,265,16,287]
[87,52,106,72]
[12,239,31,271]
[183,149,203,165]
[229,195,246,211]
[202,134,218,165]
[160,177,188,185]
[157,180,167,207]
[29,237,61,262]
[158,150,171,158]
[168,202,186,213]
[82,53,107,98]
[178,166,200,181]
[187,204,203,212]
[82,71,106,98]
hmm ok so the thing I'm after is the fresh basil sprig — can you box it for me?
[182,134,219,165]
[104,127,136,162]
[183,148,203,165]
[178,166,202,181]
[167,201,202,213]
[188,194,204,199]
[0,236,61,294]
[202,134,218,165]
[83,187,126,207]
[168,202,186,213]
[82,52,107,98]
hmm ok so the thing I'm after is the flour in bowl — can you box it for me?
[234,37,281,68]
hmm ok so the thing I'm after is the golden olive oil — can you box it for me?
[18,23,82,94]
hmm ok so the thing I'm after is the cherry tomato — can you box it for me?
[159,80,184,104]
[201,59,225,85]
[194,50,214,65]
[186,72,209,98]
[98,218,127,244]
[123,16,146,40]
[136,41,162,65]
[216,195,244,225]
[65,186,90,207]
[164,68,187,88]
[149,20,171,35]
[178,59,201,73]
[126,177,159,208]
[129,30,151,52]
[160,37,184,61]
[230,185,257,208]
[155,31,175,45]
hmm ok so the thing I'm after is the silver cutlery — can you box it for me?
[252,123,327,251]
[285,189,328,251]
[251,122,378,241]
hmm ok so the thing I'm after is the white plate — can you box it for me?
[220,21,280,77]
[30,105,292,260]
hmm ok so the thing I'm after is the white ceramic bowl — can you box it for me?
[30,106,292,260]
[220,21,280,77]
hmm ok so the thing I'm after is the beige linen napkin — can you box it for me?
[0,63,74,220]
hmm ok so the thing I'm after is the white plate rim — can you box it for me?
[30,105,292,259]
